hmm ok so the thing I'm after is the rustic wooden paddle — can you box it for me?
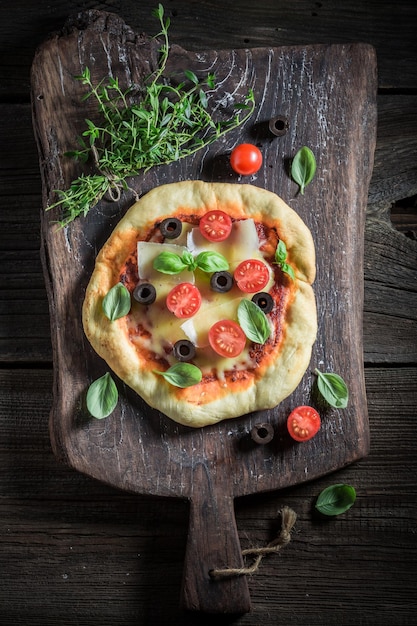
[31,10,377,614]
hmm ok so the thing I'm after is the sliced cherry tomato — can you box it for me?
[230,143,263,176]
[208,319,246,358]
[234,259,270,293]
[287,406,321,442]
[166,283,202,318]
[199,210,232,242]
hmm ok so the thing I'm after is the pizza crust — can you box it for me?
[82,181,317,427]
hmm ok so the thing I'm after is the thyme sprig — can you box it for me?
[47,4,255,227]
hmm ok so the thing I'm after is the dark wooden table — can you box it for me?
[1,1,416,624]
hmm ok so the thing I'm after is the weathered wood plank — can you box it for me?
[1,1,416,623]
[363,219,417,363]
[368,95,417,215]
[391,196,417,238]
[1,0,416,100]
[1,92,417,365]
[0,367,416,624]
[31,15,378,610]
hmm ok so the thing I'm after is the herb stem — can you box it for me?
[47,4,255,228]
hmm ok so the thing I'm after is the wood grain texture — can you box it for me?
[1,0,417,100]
[30,10,377,612]
[0,366,416,625]
[364,221,417,363]
[1,93,416,365]
[1,0,417,623]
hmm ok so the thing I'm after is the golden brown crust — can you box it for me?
[82,181,317,427]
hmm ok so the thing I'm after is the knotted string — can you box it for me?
[91,146,139,203]
[209,506,297,579]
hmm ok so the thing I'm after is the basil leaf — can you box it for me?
[315,369,349,409]
[153,251,187,274]
[275,240,288,264]
[274,240,295,281]
[182,250,197,271]
[86,372,118,418]
[102,283,131,321]
[154,363,202,387]
[237,298,271,344]
[280,262,296,280]
[291,146,317,195]
[195,250,229,273]
[315,483,356,516]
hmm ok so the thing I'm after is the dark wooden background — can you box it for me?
[1,1,416,625]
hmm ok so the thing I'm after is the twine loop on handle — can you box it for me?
[209,506,297,579]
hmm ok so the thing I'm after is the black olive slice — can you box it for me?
[251,291,274,314]
[160,217,182,239]
[133,282,157,305]
[210,271,233,293]
[173,339,196,362]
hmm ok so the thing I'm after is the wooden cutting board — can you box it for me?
[31,10,377,614]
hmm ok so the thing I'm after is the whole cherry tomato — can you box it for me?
[230,143,263,176]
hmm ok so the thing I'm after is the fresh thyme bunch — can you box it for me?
[48,4,255,227]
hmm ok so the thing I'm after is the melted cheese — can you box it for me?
[137,241,194,282]
[137,241,195,299]
[131,217,273,378]
[168,221,194,246]
[180,297,242,347]
[187,219,264,270]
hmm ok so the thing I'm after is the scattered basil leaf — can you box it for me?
[315,369,349,409]
[102,283,131,321]
[195,250,229,273]
[291,146,317,195]
[274,240,295,280]
[86,372,118,418]
[315,483,356,516]
[154,362,202,387]
[153,251,187,274]
[237,298,271,344]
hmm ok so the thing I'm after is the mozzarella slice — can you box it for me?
[187,219,262,269]
[168,221,194,247]
[181,298,242,347]
[137,241,194,284]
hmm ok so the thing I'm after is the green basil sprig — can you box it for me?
[102,283,131,321]
[195,251,229,273]
[315,369,349,408]
[86,372,118,418]
[237,298,271,344]
[153,250,229,274]
[315,483,356,516]
[153,251,191,274]
[291,146,316,195]
[154,362,202,387]
[275,240,295,280]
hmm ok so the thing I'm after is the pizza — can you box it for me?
[82,181,317,427]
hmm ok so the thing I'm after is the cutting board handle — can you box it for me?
[180,463,251,614]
